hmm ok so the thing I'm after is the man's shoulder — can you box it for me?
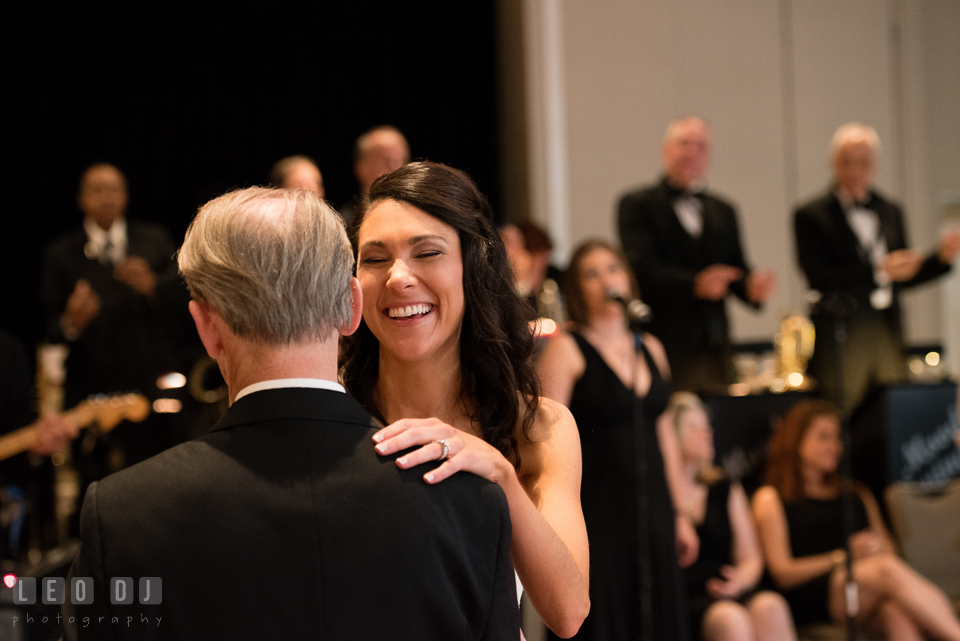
[619,181,665,207]
[700,188,737,213]
[93,437,222,500]
[92,391,508,524]
[794,191,839,223]
[127,219,176,252]
[44,226,87,256]
[127,219,173,238]
[867,189,902,216]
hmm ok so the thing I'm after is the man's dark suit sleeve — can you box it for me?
[794,200,949,292]
[889,205,952,288]
[794,205,874,291]
[480,483,521,641]
[63,482,116,641]
[721,207,757,306]
[137,225,180,291]
[619,192,757,305]
[617,192,698,299]
[39,239,76,344]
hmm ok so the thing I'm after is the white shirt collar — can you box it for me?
[83,218,127,263]
[233,378,345,402]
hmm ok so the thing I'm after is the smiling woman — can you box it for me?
[355,199,465,368]
[340,161,590,638]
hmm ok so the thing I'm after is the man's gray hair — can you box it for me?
[663,116,710,144]
[830,122,881,160]
[178,187,354,344]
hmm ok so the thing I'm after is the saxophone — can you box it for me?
[772,315,816,392]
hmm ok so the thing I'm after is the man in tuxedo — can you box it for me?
[39,163,188,513]
[618,117,775,392]
[62,187,519,640]
[794,122,959,413]
[40,163,180,409]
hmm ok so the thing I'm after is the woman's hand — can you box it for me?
[373,418,514,485]
[706,565,745,600]
[675,513,700,567]
[849,529,884,560]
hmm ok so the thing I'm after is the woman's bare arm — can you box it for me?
[510,399,590,637]
[726,482,764,592]
[752,485,839,590]
[370,398,590,637]
[536,332,585,407]
[856,484,897,555]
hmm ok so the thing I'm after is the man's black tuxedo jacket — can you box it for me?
[794,188,948,315]
[39,221,180,405]
[62,388,519,640]
[794,188,949,408]
[618,178,755,391]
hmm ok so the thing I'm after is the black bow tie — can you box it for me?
[663,179,702,202]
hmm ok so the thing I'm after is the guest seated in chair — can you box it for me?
[669,392,797,641]
[752,399,960,641]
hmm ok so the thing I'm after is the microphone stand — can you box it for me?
[815,293,859,641]
[626,312,654,640]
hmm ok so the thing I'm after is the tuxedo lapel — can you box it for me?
[697,196,722,263]
[827,195,870,264]
[874,197,901,250]
[655,184,704,267]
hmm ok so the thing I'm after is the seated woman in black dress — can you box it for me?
[669,392,796,641]
[537,239,697,640]
[752,399,960,641]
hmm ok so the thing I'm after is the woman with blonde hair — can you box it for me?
[668,391,796,641]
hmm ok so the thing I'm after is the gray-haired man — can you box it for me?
[62,187,519,640]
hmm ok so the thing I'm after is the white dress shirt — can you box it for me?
[83,218,127,265]
[836,188,891,309]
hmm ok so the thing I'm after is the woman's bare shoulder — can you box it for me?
[642,332,671,379]
[516,397,581,476]
[540,330,584,367]
[529,397,577,439]
[751,485,784,514]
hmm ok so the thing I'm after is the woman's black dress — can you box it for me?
[780,492,870,626]
[549,332,689,640]
[685,479,761,634]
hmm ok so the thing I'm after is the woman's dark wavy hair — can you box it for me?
[562,239,640,328]
[339,161,540,466]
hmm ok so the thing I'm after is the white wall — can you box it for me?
[512,0,959,365]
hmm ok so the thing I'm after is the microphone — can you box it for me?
[608,290,652,323]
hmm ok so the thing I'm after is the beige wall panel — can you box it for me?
[790,0,898,200]
[561,0,794,341]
